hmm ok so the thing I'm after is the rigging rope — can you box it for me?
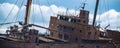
[77,0,87,10]
[32,0,36,27]
[37,0,46,27]
[14,0,25,22]
[99,0,110,29]
[97,0,111,30]
[105,0,110,29]
[3,0,19,23]
[0,0,19,28]
[38,0,50,35]
[98,0,102,27]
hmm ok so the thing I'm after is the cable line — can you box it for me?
[32,0,36,25]
[15,0,25,22]
[3,0,19,23]
[37,0,46,27]
[0,0,19,28]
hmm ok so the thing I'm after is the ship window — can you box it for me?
[59,16,64,20]
[68,18,71,22]
[58,24,74,31]
[80,30,82,33]
[83,20,86,23]
[51,24,54,26]
[63,16,65,19]
[78,20,81,22]
[63,26,74,31]
[58,25,63,30]
[59,34,62,39]
[59,16,69,21]
[64,34,69,40]
[64,17,69,21]
[62,17,66,21]
[57,16,60,19]
[71,19,77,23]
[100,32,106,37]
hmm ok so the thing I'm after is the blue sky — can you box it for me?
[0,0,120,12]
[0,0,120,33]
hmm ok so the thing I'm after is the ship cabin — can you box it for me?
[48,9,115,48]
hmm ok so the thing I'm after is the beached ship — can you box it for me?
[0,0,120,48]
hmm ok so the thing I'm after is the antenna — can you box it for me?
[66,8,68,15]
[81,3,86,10]
[105,24,110,29]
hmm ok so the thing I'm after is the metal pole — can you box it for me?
[92,0,99,26]
[24,0,32,25]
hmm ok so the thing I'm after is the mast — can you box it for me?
[24,0,32,25]
[92,0,99,26]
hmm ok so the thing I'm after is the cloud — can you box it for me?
[99,9,120,30]
[0,3,120,34]
[0,3,19,22]
[0,3,79,34]
[0,28,7,34]
[89,9,120,31]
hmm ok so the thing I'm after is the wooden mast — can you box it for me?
[24,0,32,25]
[92,0,99,26]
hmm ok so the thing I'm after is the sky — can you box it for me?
[0,0,120,34]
